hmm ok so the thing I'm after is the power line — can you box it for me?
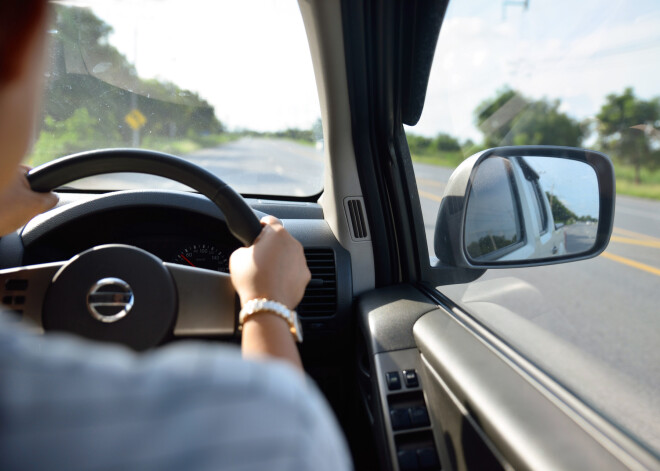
[502,0,529,20]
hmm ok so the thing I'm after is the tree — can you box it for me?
[433,133,460,152]
[53,6,136,84]
[546,192,578,225]
[475,87,522,147]
[406,134,434,154]
[31,108,123,165]
[37,4,224,158]
[406,132,462,155]
[596,88,660,184]
[475,87,584,148]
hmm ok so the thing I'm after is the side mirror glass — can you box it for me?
[433,146,615,270]
[465,156,599,263]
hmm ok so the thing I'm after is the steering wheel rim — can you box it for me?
[7,148,265,350]
[27,148,263,246]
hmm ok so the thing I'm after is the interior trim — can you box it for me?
[415,287,660,470]
[358,284,437,354]
[299,0,376,296]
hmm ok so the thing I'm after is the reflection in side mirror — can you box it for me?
[465,155,600,263]
[433,146,614,275]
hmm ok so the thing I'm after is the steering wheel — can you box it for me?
[0,149,264,350]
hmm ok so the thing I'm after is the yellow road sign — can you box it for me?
[125,109,147,131]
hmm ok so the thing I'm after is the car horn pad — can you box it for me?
[42,245,177,351]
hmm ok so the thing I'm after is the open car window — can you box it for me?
[32,0,323,197]
[409,0,660,456]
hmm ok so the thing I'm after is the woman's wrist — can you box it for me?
[238,298,303,343]
[240,309,304,371]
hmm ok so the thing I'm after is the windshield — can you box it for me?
[29,0,323,197]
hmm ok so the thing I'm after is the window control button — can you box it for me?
[390,407,412,430]
[2,296,12,305]
[409,406,430,427]
[13,296,25,306]
[403,369,419,387]
[386,371,401,390]
[397,449,419,471]
[5,279,28,291]
[417,447,439,470]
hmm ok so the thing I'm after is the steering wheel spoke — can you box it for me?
[166,263,237,336]
[0,262,64,332]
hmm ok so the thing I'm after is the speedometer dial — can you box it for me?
[173,243,229,272]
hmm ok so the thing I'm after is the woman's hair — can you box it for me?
[0,0,49,83]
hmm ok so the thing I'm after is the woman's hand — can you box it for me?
[0,165,58,236]
[230,216,310,371]
[229,216,311,310]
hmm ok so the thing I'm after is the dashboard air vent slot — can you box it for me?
[299,248,337,317]
[345,197,370,240]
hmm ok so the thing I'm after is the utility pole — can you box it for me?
[132,25,140,147]
[131,92,139,147]
[502,0,529,20]
[123,22,147,144]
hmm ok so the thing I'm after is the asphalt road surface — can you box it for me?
[415,160,660,454]
[72,137,324,196]
[564,222,597,253]
[75,138,659,453]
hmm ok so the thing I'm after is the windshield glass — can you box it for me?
[29,0,323,196]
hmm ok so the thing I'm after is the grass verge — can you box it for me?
[283,138,316,148]
[26,133,240,167]
[410,150,467,168]
[615,178,660,200]
[612,161,660,200]
[142,133,240,155]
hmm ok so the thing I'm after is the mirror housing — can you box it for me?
[434,146,615,269]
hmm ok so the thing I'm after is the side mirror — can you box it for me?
[434,146,615,269]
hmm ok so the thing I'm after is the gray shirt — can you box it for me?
[0,314,352,470]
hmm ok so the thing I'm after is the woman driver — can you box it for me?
[0,1,351,469]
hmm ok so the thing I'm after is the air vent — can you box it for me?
[344,197,370,240]
[299,248,337,317]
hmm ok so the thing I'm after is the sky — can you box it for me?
[56,0,660,140]
[412,0,660,142]
[527,157,599,218]
[57,0,321,132]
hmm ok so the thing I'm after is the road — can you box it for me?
[415,161,660,453]
[564,222,597,253]
[75,138,660,452]
[72,137,324,196]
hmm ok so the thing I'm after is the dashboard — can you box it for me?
[2,190,353,337]
[0,189,363,462]
[22,205,241,271]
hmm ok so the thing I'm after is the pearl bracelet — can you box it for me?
[238,298,303,343]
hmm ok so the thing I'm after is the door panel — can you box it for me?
[356,284,659,471]
[414,306,657,470]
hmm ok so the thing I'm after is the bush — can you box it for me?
[28,108,123,166]
[407,134,434,154]
[433,133,460,151]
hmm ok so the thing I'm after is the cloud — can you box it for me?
[412,4,660,141]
